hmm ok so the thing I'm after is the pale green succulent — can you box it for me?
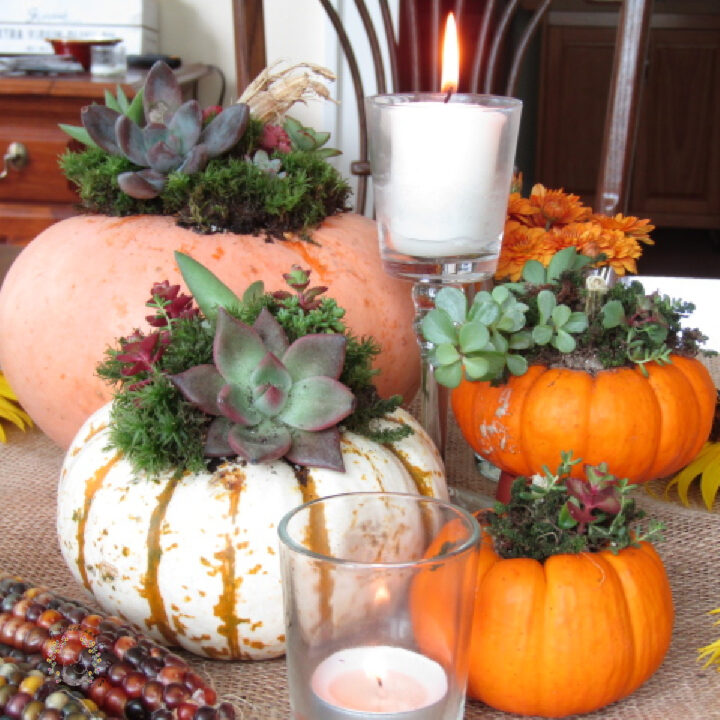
[422,246,591,388]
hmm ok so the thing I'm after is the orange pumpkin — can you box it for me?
[0,213,419,448]
[411,527,673,718]
[451,356,716,482]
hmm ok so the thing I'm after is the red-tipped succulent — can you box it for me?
[271,265,328,311]
[171,307,355,471]
[145,281,199,327]
[565,464,621,533]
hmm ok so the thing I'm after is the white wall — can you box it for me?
[158,0,237,107]
[158,0,399,211]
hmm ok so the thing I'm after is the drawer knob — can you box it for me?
[0,142,29,179]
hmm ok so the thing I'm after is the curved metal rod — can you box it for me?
[506,0,553,96]
[469,0,497,93]
[453,0,466,27]
[318,0,368,214]
[407,0,421,90]
[430,0,441,90]
[379,0,399,92]
[353,0,387,94]
[484,0,520,93]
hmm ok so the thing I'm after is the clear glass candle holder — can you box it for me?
[365,93,522,283]
[278,492,480,720]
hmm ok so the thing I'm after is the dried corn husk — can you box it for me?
[238,61,337,123]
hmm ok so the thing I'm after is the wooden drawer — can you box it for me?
[0,95,81,204]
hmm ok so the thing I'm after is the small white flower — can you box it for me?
[586,275,608,292]
[531,472,552,489]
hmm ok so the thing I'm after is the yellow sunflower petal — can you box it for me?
[0,373,18,400]
[698,638,720,669]
[664,443,720,507]
[700,451,720,510]
[0,395,32,431]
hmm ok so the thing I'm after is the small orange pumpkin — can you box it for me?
[411,527,673,718]
[0,213,419,448]
[451,355,715,482]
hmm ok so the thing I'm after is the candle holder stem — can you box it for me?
[412,280,452,459]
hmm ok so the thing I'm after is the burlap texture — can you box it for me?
[1,352,719,719]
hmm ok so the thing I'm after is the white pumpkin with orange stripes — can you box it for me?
[57,402,446,660]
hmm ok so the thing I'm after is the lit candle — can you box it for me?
[369,13,521,262]
[310,645,448,719]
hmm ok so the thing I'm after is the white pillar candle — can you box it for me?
[310,645,448,719]
[368,94,522,267]
[388,103,506,257]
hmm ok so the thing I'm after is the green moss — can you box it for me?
[98,282,410,477]
[60,129,351,237]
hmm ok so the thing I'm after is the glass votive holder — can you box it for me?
[278,492,480,720]
[365,93,522,282]
[90,43,127,77]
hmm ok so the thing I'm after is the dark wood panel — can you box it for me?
[631,29,720,219]
[0,202,75,244]
[536,20,720,228]
[536,25,614,201]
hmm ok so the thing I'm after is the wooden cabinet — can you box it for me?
[535,1,720,229]
[0,64,210,244]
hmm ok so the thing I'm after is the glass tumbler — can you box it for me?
[278,492,480,720]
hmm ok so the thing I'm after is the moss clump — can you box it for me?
[60,144,351,238]
[486,453,664,562]
[97,274,409,477]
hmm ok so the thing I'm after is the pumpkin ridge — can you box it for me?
[76,453,122,591]
[538,552,633,716]
[599,543,673,700]
[139,475,182,646]
[668,356,716,464]
[642,362,699,479]
[383,444,435,496]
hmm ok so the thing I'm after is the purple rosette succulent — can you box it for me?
[81,61,249,199]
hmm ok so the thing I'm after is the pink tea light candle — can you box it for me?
[311,645,448,719]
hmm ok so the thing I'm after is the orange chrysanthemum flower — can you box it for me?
[495,222,558,281]
[498,184,654,276]
[526,184,591,227]
[590,213,655,244]
[506,192,539,225]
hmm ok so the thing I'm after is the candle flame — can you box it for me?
[440,13,459,94]
[363,650,388,696]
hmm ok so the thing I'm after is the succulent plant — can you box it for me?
[81,61,250,199]
[171,307,355,470]
[251,149,284,176]
[422,285,530,387]
[422,247,592,387]
[60,85,144,149]
[283,116,340,158]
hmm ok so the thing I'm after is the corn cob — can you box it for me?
[0,657,106,720]
[0,577,235,720]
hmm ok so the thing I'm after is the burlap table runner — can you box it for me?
[1,354,719,719]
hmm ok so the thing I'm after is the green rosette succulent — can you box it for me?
[171,306,354,470]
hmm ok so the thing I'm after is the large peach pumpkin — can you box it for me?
[0,213,419,448]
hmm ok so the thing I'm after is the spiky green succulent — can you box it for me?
[171,307,354,470]
[80,61,249,199]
